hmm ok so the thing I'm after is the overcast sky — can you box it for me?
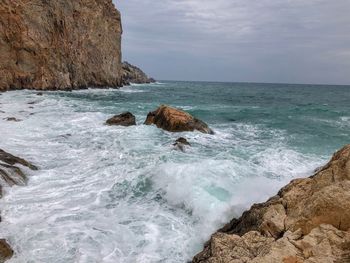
[115,0,350,85]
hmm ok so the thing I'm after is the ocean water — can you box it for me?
[0,81,349,263]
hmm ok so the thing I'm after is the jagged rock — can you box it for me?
[3,117,21,122]
[0,239,13,262]
[173,137,191,152]
[145,105,214,134]
[0,149,38,170]
[122,61,155,84]
[0,0,122,91]
[106,112,136,126]
[192,144,350,263]
[0,163,27,186]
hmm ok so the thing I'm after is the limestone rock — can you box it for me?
[106,112,136,126]
[145,105,214,134]
[0,0,122,91]
[0,239,13,262]
[192,144,350,263]
[122,61,155,84]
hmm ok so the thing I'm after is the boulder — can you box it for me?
[145,105,214,134]
[0,239,13,262]
[0,149,38,170]
[106,112,136,126]
[173,137,191,152]
[192,144,350,263]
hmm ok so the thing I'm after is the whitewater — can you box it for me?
[0,81,349,262]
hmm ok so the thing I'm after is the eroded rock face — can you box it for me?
[122,61,155,84]
[145,105,214,134]
[0,0,122,91]
[193,144,350,263]
[106,112,136,126]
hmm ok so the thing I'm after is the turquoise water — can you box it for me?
[0,81,349,262]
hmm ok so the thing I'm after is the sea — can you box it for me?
[0,81,349,262]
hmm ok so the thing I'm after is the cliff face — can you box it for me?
[0,0,122,91]
[193,145,350,263]
[122,61,155,84]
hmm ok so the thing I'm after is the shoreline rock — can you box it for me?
[0,149,38,262]
[0,0,122,91]
[192,144,350,263]
[145,105,214,134]
[106,112,136,126]
[122,61,156,85]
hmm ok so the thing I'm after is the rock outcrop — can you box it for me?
[193,144,350,263]
[0,149,38,262]
[0,0,122,91]
[145,105,214,134]
[106,112,136,126]
[122,61,155,84]
[173,137,191,152]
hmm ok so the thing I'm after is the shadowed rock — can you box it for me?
[193,144,350,263]
[106,112,136,126]
[0,149,38,170]
[173,137,191,152]
[145,105,214,134]
[0,239,13,262]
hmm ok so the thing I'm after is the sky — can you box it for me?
[115,0,350,85]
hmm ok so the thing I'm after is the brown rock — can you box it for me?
[173,137,191,152]
[3,117,21,122]
[106,112,136,126]
[192,144,350,263]
[145,105,214,134]
[122,61,155,85]
[0,239,13,262]
[0,0,122,91]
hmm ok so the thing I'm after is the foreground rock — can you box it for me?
[106,112,136,126]
[122,61,155,84]
[0,149,38,262]
[0,240,13,262]
[145,105,214,134]
[0,0,122,91]
[193,145,350,263]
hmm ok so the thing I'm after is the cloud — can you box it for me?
[115,0,350,84]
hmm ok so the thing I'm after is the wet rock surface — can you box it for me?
[192,144,350,263]
[0,239,13,263]
[106,112,136,126]
[145,105,214,134]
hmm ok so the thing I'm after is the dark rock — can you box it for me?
[106,112,136,126]
[0,163,27,186]
[0,149,38,170]
[36,92,43,96]
[122,61,156,84]
[0,239,13,262]
[145,105,214,134]
[3,117,21,122]
[173,137,191,152]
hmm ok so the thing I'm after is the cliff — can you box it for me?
[122,61,155,84]
[0,0,122,91]
[193,145,350,263]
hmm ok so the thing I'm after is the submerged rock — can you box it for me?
[173,137,191,152]
[3,117,21,122]
[106,112,136,126]
[0,239,13,262]
[0,0,122,91]
[192,144,350,263]
[122,61,155,85]
[145,105,214,134]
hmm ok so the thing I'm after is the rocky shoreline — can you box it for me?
[0,149,39,262]
[192,145,350,263]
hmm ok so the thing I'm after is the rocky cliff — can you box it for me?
[122,61,155,84]
[0,0,122,91]
[193,145,350,263]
